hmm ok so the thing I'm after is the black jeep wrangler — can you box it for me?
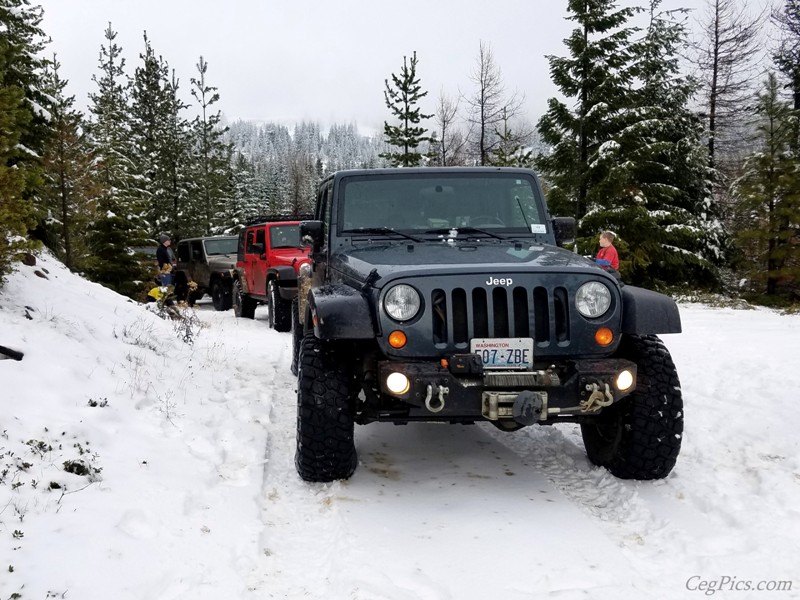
[173,236,238,311]
[293,168,683,483]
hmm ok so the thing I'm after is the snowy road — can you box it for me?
[196,303,800,600]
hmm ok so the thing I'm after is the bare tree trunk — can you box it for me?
[465,41,523,167]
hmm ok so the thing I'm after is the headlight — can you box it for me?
[575,282,611,318]
[298,262,312,278]
[384,284,421,321]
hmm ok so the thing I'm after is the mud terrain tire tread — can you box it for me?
[295,331,357,482]
[268,280,292,332]
[233,279,256,319]
[211,280,232,311]
[581,334,683,480]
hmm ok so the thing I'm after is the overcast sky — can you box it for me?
[36,0,705,133]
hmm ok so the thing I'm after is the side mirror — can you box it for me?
[249,243,265,255]
[552,217,576,247]
[300,220,324,251]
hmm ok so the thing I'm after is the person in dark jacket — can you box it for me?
[156,234,176,284]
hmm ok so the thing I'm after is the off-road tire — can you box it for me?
[290,297,301,376]
[581,334,683,480]
[173,275,188,303]
[233,279,256,319]
[268,279,292,332]
[211,280,232,311]
[187,289,204,307]
[295,331,357,482]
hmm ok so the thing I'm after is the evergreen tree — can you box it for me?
[535,0,639,222]
[773,0,800,151]
[190,56,233,235]
[488,107,533,167]
[85,24,150,297]
[40,56,98,271]
[229,152,260,226]
[380,51,433,167]
[0,0,48,282]
[581,1,719,287]
[733,73,800,297]
[130,33,191,238]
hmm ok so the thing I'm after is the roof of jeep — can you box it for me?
[321,166,540,185]
[177,235,237,244]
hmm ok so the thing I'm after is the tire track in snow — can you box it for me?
[481,421,786,595]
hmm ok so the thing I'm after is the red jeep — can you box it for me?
[232,216,311,331]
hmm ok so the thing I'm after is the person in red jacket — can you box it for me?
[596,231,619,271]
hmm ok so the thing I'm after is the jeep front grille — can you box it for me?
[431,286,571,349]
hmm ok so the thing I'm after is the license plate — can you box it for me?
[470,338,533,370]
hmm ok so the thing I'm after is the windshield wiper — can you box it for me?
[424,227,504,240]
[346,227,422,242]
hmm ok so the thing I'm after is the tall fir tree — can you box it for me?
[228,152,260,227]
[733,73,800,297]
[190,56,233,235]
[581,1,719,287]
[535,0,639,223]
[85,24,150,297]
[488,107,533,167]
[773,0,800,152]
[0,0,48,282]
[40,56,98,271]
[380,51,433,167]
[130,33,191,238]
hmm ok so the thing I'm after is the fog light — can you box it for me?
[595,327,614,346]
[388,330,407,348]
[616,369,634,391]
[386,372,410,395]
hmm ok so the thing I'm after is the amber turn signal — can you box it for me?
[595,327,614,346]
[388,330,407,348]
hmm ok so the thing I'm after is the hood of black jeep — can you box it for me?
[331,241,601,286]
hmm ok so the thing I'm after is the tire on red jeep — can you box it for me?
[268,279,292,332]
[233,279,256,319]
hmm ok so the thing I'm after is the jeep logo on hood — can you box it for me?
[486,277,513,286]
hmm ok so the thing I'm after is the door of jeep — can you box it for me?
[189,240,208,285]
[245,226,268,296]
[311,181,333,285]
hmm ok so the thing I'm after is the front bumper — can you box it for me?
[373,356,636,424]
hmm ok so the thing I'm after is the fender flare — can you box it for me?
[305,285,376,340]
[268,265,297,286]
[621,286,682,334]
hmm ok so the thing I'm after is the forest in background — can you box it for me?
[1,0,799,303]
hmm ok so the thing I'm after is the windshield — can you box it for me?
[339,173,546,235]
[203,237,238,256]
[269,225,303,249]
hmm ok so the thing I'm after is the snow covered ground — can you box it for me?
[1,251,798,600]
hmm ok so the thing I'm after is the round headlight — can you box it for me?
[384,284,421,321]
[575,282,612,318]
[298,262,312,278]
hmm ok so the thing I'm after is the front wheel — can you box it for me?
[295,331,358,482]
[232,279,256,319]
[211,280,232,311]
[580,334,683,480]
[268,279,292,332]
